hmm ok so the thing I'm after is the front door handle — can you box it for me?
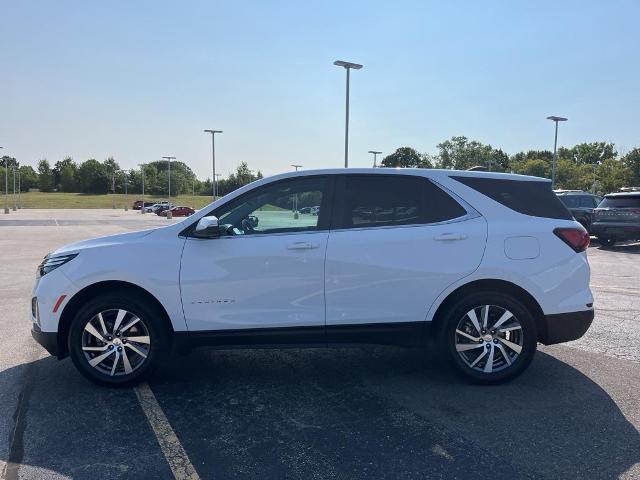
[434,233,467,241]
[287,242,318,250]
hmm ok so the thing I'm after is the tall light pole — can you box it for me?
[214,173,221,198]
[12,164,17,211]
[123,170,129,211]
[111,170,116,209]
[547,116,568,189]
[204,130,222,199]
[2,147,9,214]
[139,164,146,214]
[17,168,21,209]
[291,164,302,171]
[161,156,175,219]
[334,60,363,168]
[368,151,382,168]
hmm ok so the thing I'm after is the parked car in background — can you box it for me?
[591,191,640,246]
[159,206,195,217]
[134,201,155,211]
[154,204,173,215]
[555,190,602,233]
[31,168,593,387]
[310,206,320,216]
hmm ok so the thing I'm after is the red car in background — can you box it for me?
[159,206,195,217]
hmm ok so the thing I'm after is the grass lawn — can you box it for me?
[7,192,217,209]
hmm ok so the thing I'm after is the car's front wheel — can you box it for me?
[440,291,538,384]
[68,292,168,387]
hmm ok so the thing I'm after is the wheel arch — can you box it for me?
[57,280,174,359]
[430,279,546,341]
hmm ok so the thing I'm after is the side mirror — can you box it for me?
[193,216,220,239]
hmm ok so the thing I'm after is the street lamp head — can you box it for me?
[547,116,568,122]
[204,129,223,134]
[334,60,363,70]
[368,150,382,155]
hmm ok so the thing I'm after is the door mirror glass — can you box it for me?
[193,216,220,238]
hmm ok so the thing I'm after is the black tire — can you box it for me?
[68,292,169,387]
[598,237,616,247]
[439,291,538,384]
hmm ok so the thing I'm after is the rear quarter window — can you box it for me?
[452,176,573,220]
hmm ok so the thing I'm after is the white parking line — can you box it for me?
[134,383,201,480]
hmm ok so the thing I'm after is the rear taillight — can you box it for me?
[554,227,590,252]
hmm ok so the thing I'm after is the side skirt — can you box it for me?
[174,321,430,353]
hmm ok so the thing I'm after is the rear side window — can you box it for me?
[452,176,572,220]
[599,196,640,208]
[339,175,467,228]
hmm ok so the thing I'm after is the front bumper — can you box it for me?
[31,324,60,357]
[539,309,594,345]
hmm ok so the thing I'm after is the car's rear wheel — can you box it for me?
[440,291,538,384]
[68,292,168,387]
[598,237,616,247]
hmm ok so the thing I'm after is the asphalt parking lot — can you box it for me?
[1,210,639,480]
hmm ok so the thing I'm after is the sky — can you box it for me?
[2,0,639,179]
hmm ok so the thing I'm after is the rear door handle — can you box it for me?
[287,242,318,250]
[434,233,467,241]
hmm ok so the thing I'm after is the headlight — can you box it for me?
[36,253,78,278]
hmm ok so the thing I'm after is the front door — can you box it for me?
[180,175,332,333]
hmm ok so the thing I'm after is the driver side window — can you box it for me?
[214,177,328,236]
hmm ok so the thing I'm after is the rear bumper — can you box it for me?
[31,324,60,357]
[591,222,640,240]
[539,309,594,345]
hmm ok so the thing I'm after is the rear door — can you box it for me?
[324,174,487,342]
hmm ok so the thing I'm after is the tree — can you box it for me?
[53,157,78,192]
[621,148,640,186]
[18,165,38,191]
[560,142,617,166]
[510,150,553,163]
[511,159,550,178]
[380,147,431,168]
[77,159,110,194]
[596,159,632,194]
[436,136,509,171]
[37,159,54,192]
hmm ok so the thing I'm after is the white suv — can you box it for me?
[31,169,594,386]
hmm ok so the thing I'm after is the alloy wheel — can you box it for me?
[454,305,523,374]
[81,309,151,377]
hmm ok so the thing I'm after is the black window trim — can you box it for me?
[330,173,477,232]
[180,174,336,238]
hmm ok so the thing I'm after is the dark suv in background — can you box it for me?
[592,191,640,246]
[555,190,602,233]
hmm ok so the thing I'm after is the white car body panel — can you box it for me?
[32,168,593,343]
[325,216,487,326]
[180,231,328,331]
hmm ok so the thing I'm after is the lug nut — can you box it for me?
[122,339,127,344]
[493,339,499,344]
[117,347,122,352]
[485,344,491,349]
[108,345,114,350]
